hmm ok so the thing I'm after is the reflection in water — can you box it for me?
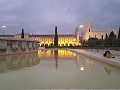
[76,54,94,72]
[0,53,39,73]
[104,67,112,75]
[0,50,120,89]
[54,50,58,70]
[38,50,94,72]
[37,50,116,75]
[38,50,75,70]
[38,50,75,60]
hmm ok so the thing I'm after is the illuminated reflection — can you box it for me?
[76,54,94,72]
[38,50,76,70]
[38,50,94,72]
[38,50,75,60]
[0,53,39,73]
[80,65,84,71]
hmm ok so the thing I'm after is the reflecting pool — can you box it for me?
[0,50,120,89]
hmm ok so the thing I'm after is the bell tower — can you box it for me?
[85,20,93,32]
[75,26,80,46]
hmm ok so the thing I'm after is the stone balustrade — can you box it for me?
[0,38,39,55]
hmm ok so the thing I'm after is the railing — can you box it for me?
[0,38,39,55]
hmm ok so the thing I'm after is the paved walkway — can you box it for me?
[69,49,120,68]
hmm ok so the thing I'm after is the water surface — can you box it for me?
[0,50,120,89]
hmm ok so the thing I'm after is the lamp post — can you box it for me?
[2,25,6,37]
[80,25,83,38]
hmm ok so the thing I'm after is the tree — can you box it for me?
[99,39,104,46]
[118,27,120,39]
[105,34,108,39]
[54,26,58,47]
[81,40,88,46]
[109,31,115,38]
[108,31,116,46]
[117,27,120,46]
[88,38,100,47]
[21,28,24,38]
[104,34,109,46]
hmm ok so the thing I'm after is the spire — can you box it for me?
[85,20,93,32]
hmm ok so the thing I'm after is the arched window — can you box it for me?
[89,29,90,32]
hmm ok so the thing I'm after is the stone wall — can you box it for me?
[0,38,39,55]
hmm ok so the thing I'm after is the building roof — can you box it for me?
[32,34,76,37]
[0,34,76,38]
[0,35,14,37]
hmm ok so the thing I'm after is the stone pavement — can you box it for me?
[69,49,120,68]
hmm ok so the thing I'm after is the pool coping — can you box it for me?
[69,49,120,68]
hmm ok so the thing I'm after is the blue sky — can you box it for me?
[0,0,120,35]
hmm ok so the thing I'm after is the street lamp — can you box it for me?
[80,25,83,37]
[2,25,6,37]
[80,25,83,28]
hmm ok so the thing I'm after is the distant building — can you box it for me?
[0,35,14,38]
[33,34,77,47]
[14,33,31,39]
[0,27,80,47]
[82,20,118,40]
[1,20,117,46]
[32,27,80,47]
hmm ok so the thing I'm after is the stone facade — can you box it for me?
[82,20,118,40]
[14,33,31,39]
[33,34,77,46]
[32,28,80,46]
[1,27,80,46]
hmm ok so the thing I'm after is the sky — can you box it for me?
[0,0,120,35]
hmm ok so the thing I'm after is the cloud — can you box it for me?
[0,0,120,35]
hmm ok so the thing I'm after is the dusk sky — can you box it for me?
[0,0,120,35]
